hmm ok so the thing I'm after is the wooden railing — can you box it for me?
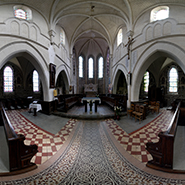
[0,103,38,175]
[146,102,181,171]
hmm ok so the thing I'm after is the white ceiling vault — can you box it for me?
[2,0,185,57]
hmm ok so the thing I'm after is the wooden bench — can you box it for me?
[64,96,79,112]
[146,101,180,172]
[101,96,117,109]
[0,103,38,175]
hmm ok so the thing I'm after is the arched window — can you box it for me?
[144,71,149,92]
[13,6,32,20]
[169,67,178,93]
[33,70,39,92]
[4,66,13,92]
[117,28,123,46]
[88,57,93,78]
[79,56,83,78]
[98,57,103,78]
[151,6,169,22]
[60,28,65,46]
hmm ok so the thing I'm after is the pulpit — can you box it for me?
[84,83,98,97]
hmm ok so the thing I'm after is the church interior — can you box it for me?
[1,0,185,184]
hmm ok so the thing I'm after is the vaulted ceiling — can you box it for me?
[2,0,185,57]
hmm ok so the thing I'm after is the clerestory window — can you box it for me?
[79,56,83,78]
[151,6,169,22]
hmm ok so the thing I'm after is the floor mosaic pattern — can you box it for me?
[6,110,77,165]
[1,109,185,184]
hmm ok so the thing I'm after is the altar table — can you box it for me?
[29,103,42,116]
[81,97,101,112]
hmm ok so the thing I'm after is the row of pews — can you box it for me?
[0,102,38,176]
[146,101,182,172]
[56,94,127,112]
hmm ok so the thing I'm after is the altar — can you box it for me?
[84,83,98,97]
[81,97,101,112]
[29,102,42,116]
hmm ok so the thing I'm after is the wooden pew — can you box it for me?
[146,102,180,171]
[64,96,79,112]
[101,96,117,109]
[0,103,38,175]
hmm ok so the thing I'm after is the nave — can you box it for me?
[0,108,185,184]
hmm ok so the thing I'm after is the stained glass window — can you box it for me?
[144,71,149,92]
[14,8,27,20]
[33,70,39,92]
[79,56,83,78]
[117,28,123,46]
[4,66,13,92]
[169,67,178,93]
[98,57,103,78]
[151,6,169,22]
[89,57,93,78]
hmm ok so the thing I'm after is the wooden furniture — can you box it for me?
[132,104,140,119]
[134,105,145,123]
[0,103,38,175]
[127,103,135,117]
[101,96,117,109]
[64,96,78,112]
[146,102,180,171]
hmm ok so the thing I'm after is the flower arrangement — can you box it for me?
[114,106,122,120]
[114,106,122,115]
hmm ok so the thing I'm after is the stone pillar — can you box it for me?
[126,30,134,109]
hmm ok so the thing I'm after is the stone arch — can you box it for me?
[112,64,128,94]
[56,64,70,93]
[132,42,185,102]
[0,42,50,101]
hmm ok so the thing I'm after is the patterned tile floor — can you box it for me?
[5,109,173,166]
[106,109,174,163]
[6,110,77,165]
[1,108,185,184]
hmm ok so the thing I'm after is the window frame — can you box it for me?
[168,67,178,94]
[4,66,13,93]
[144,71,149,93]
[150,6,169,22]
[13,5,32,20]
[98,56,104,79]
[88,57,94,79]
[117,28,123,46]
[79,56,83,78]
[33,70,39,92]
[60,28,65,46]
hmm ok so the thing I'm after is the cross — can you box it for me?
[125,36,134,60]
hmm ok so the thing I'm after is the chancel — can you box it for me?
[1,0,185,184]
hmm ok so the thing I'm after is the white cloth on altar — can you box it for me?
[29,103,42,112]
[81,97,101,104]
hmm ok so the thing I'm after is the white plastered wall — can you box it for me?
[0,4,71,101]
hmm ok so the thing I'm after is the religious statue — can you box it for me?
[125,36,134,60]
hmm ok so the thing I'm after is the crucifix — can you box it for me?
[125,36,134,60]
